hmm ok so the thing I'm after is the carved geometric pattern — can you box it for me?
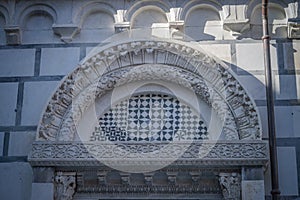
[90,94,208,142]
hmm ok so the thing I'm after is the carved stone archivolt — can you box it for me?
[36,39,261,142]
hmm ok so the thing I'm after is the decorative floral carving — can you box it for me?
[29,141,268,167]
[54,172,76,200]
[219,172,241,200]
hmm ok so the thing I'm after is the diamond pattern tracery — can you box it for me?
[90,94,208,142]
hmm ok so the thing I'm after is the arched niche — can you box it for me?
[184,5,222,40]
[250,3,287,38]
[23,11,54,30]
[131,6,168,29]
[125,0,170,23]
[73,2,116,28]
[181,0,223,20]
[18,4,57,43]
[72,2,116,42]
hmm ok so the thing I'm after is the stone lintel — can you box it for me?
[28,141,268,167]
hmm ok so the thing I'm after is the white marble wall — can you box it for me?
[0,0,299,199]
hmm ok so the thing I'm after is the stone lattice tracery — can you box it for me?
[90,93,208,142]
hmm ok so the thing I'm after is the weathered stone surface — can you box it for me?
[40,47,80,75]
[22,81,59,126]
[241,180,265,200]
[0,163,33,200]
[0,49,35,77]
[8,131,35,156]
[277,147,299,195]
[31,183,54,200]
[0,83,18,126]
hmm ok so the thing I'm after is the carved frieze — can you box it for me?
[29,141,268,167]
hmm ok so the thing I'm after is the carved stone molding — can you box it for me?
[75,168,224,195]
[36,40,261,142]
[52,24,80,43]
[114,22,130,33]
[223,19,250,37]
[114,10,130,33]
[29,141,268,167]
[288,19,300,39]
[219,172,241,200]
[54,172,76,200]
[4,25,21,45]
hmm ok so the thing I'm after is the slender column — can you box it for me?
[261,1,280,199]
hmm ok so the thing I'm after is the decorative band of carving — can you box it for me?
[29,141,268,167]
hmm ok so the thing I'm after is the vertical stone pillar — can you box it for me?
[241,167,265,200]
[31,167,55,200]
[219,172,241,200]
[54,172,76,200]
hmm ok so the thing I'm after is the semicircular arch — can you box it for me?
[36,39,262,143]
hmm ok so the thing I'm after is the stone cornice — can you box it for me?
[29,140,268,167]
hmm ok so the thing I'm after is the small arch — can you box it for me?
[23,11,54,31]
[0,8,6,45]
[184,5,222,40]
[246,0,289,20]
[125,0,170,22]
[17,3,57,27]
[0,4,9,25]
[73,1,116,28]
[81,11,114,30]
[181,0,223,21]
[249,3,287,38]
[131,6,168,29]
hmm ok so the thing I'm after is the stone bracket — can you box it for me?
[52,24,80,43]
[219,172,241,200]
[223,19,250,37]
[114,22,130,33]
[54,172,76,200]
[288,19,300,39]
[4,25,21,45]
[169,21,184,39]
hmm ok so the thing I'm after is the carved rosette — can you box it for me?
[219,172,241,200]
[36,40,261,141]
[54,172,76,200]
